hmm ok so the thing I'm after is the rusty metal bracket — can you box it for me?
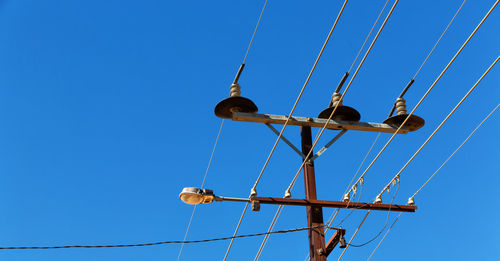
[265,123,306,159]
[310,130,348,161]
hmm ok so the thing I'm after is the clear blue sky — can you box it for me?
[0,0,499,260]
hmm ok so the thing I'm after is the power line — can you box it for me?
[224,1,350,259]
[306,0,393,244]
[389,0,467,116]
[412,0,467,79]
[0,225,334,250]
[337,3,499,257]
[367,103,499,260]
[344,0,499,202]
[334,0,468,231]
[254,1,401,259]
[349,182,400,248]
[176,120,225,260]
[376,55,499,202]
[409,102,499,203]
[286,0,400,200]
[242,0,269,64]
[347,0,391,74]
[321,2,470,252]
[366,212,402,261]
[182,1,270,259]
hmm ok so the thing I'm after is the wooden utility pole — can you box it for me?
[302,126,326,261]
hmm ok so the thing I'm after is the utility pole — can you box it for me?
[181,88,425,259]
[302,126,326,261]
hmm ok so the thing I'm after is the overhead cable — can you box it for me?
[321,0,392,238]
[327,0,468,244]
[376,55,499,203]
[0,225,335,250]
[409,102,499,203]
[366,212,402,261]
[224,1,350,259]
[389,0,467,116]
[344,0,499,201]
[254,1,401,259]
[339,3,499,258]
[181,0,270,259]
[177,120,225,260]
[367,103,499,260]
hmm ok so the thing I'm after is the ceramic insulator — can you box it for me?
[395,97,407,115]
[330,92,343,107]
[229,83,241,97]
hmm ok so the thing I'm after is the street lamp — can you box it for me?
[178,187,417,212]
[179,187,250,205]
[178,187,216,205]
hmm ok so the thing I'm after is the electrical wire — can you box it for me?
[366,212,402,261]
[367,103,499,260]
[224,1,350,259]
[344,0,498,201]
[338,4,499,256]
[286,0,400,199]
[349,182,399,248]
[254,1,401,259]
[412,0,467,79]
[176,120,225,260]
[389,0,468,116]
[243,0,269,64]
[410,102,499,202]
[0,225,335,250]
[376,55,499,202]
[253,205,283,260]
[337,182,399,260]
[333,0,468,235]
[347,0,391,74]
[320,0,393,238]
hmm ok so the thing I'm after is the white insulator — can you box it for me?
[250,187,257,198]
[229,83,241,97]
[330,92,343,107]
[343,193,350,202]
[407,197,415,206]
[395,98,407,115]
[374,195,382,204]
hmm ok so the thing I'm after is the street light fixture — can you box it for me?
[178,187,417,212]
[178,187,216,205]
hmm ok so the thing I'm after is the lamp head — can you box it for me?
[179,187,215,205]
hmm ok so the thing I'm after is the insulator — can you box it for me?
[250,188,257,198]
[229,83,241,97]
[407,197,415,206]
[330,92,343,107]
[395,98,407,115]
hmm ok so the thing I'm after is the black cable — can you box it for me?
[348,182,400,248]
[0,225,336,250]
